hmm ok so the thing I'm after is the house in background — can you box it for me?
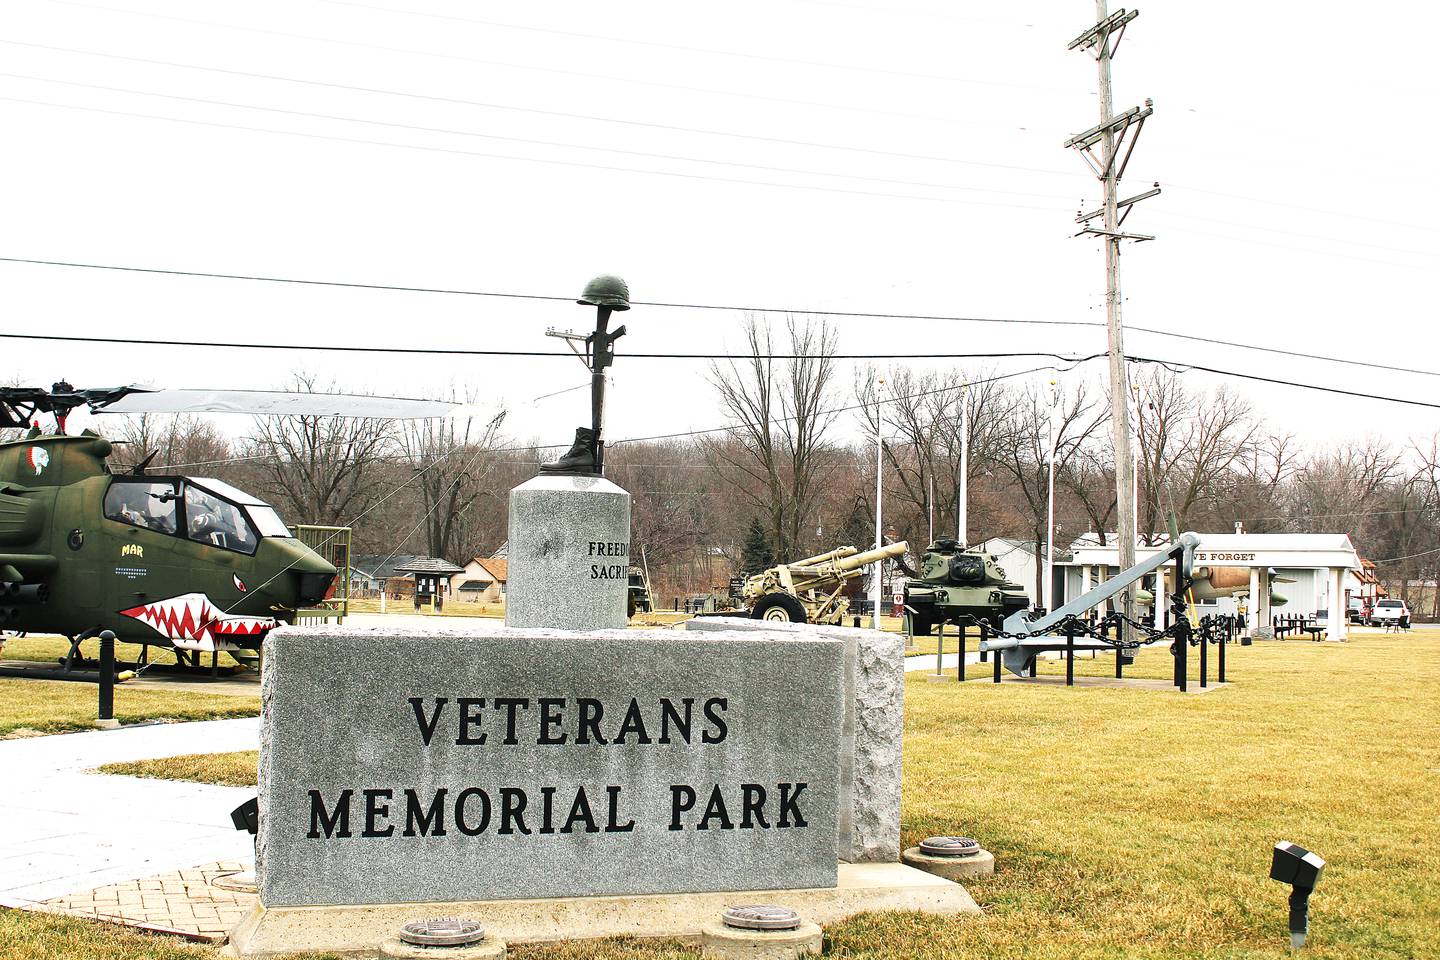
[350,554,424,598]
[451,556,508,603]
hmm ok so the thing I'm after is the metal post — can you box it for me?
[1174,620,1188,692]
[1065,620,1075,686]
[98,629,115,723]
[1200,619,1209,688]
[958,382,969,546]
[984,622,1000,683]
[210,648,219,680]
[958,622,966,682]
[934,620,945,678]
[872,378,884,630]
[1115,629,1124,679]
[1218,617,1228,684]
[1044,379,1058,614]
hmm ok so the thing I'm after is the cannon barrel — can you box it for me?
[831,540,908,572]
[789,545,859,567]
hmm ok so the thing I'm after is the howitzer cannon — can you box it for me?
[742,541,909,624]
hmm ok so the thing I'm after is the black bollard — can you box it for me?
[98,629,116,723]
[958,622,967,682]
[1200,620,1209,688]
[1065,620,1075,686]
[1219,617,1228,684]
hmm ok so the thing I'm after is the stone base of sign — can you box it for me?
[93,718,121,730]
[901,847,995,882]
[682,617,903,864]
[698,920,822,959]
[505,473,632,630]
[380,935,507,959]
[924,673,953,683]
[223,863,976,958]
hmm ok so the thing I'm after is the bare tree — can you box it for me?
[398,406,508,561]
[994,379,1109,601]
[705,316,840,560]
[111,414,234,477]
[1134,369,1258,537]
[852,366,1020,550]
[243,375,398,528]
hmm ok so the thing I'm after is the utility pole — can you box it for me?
[1067,3,1158,638]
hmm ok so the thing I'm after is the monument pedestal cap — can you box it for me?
[505,474,631,630]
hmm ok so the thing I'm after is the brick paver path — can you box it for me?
[39,861,256,943]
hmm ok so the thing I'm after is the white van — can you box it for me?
[1369,599,1410,626]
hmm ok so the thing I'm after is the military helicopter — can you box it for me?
[0,382,456,675]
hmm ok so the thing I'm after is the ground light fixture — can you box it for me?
[1270,841,1325,948]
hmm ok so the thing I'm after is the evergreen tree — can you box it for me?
[741,517,775,574]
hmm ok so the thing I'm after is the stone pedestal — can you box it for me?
[380,935,507,959]
[699,920,823,959]
[505,474,631,630]
[901,846,995,881]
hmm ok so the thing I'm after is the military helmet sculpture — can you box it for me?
[541,274,631,475]
[576,274,631,311]
[902,537,1030,635]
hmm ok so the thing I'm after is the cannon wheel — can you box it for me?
[751,593,808,624]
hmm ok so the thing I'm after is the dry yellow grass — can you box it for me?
[98,750,260,786]
[19,631,1440,959]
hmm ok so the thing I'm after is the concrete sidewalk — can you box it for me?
[0,718,259,906]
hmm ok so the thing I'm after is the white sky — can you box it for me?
[2,0,1437,450]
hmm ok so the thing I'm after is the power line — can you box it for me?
[24,2,1030,128]
[312,0,1068,91]
[0,70,1079,202]
[0,328,1090,362]
[0,95,1074,212]
[0,39,1084,178]
[1127,355,1440,411]
[1371,545,1440,566]
[8,256,1440,379]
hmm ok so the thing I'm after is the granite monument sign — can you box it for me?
[258,626,844,907]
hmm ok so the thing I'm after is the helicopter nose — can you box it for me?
[295,570,336,607]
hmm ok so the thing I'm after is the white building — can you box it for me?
[1060,532,1363,640]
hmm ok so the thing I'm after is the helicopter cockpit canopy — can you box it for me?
[104,476,291,555]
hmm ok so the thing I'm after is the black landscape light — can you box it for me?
[1270,841,1325,948]
[231,796,259,836]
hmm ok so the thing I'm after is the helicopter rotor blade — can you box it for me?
[98,389,463,419]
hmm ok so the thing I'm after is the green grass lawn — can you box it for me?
[16,631,1439,959]
[0,678,260,737]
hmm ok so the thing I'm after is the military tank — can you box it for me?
[903,538,1030,636]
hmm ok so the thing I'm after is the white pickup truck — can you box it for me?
[1368,598,1410,627]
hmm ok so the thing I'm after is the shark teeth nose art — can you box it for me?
[119,592,280,651]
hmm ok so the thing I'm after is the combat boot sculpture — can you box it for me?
[540,427,598,474]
